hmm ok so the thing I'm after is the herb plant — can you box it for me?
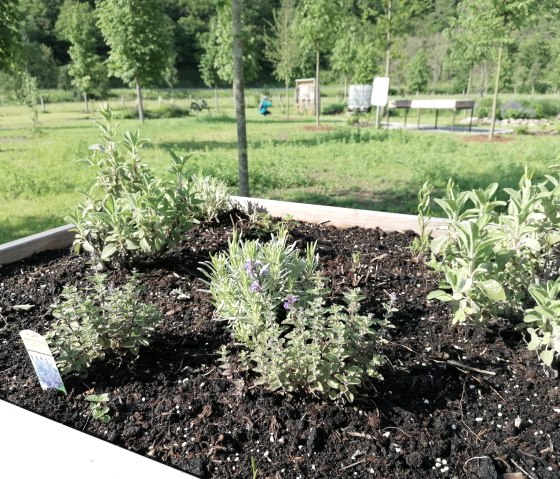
[86,393,111,423]
[203,228,388,402]
[520,279,560,367]
[190,174,231,222]
[46,273,162,376]
[426,168,560,367]
[410,180,433,258]
[66,105,199,264]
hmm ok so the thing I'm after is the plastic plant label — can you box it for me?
[19,330,66,393]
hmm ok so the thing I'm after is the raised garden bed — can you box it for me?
[0,198,558,479]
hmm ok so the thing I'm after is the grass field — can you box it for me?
[0,88,559,244]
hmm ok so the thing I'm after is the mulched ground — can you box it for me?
[0,211,559,479]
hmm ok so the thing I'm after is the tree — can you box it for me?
[406,49,431,94]
[56,0,106,113]
[0,0,22,72]
[18,0,65,87]
[96,0,175,122]
[264,0,301,119]
[298,0,343,126]
[358,0,427,78]
[331,15,378,90]
[455,0,546,138]
[199,3,258,88]
[232,0,249,197]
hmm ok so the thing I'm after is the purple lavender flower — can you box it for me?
[259,264,270,277]
[283,294,299,310]
[244,260,255,277]
[249,281,262,293]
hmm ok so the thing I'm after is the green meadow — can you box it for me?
[1,89,559,244]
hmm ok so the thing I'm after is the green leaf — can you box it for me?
[100,244,117,261]
[427,290,453,302]
[82,240,95,253]
[453,308,466,324]
[478,279,506,301]
[539,349,554,367]
[430,236,448,255]
[527,330,541,350]
[519,237,541,252]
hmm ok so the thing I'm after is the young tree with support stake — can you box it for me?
[96,0,175,123]
[56,0,105,114]
[232,0,249,197]
[298,0,343,126]
[455,0,546,139]
[264,0,300,120]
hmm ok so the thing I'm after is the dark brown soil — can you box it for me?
[1,212,559,479]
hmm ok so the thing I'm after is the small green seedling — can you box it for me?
[86,393,111,423]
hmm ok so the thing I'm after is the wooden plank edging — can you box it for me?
[0,197,447,265]
[230,196,447,236]
[0,224,75,265]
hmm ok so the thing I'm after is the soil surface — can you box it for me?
[1,211,559,479]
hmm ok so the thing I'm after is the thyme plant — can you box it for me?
[46,273,161,376]
[203,228,388,402]
[190,174,231,222]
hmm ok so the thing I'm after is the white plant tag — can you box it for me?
[19,330,66,393]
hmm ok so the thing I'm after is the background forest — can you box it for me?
[2,0,560,101]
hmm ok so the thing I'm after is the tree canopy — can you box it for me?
[3,0,560,98]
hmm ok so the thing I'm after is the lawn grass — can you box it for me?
[0,91,559,244]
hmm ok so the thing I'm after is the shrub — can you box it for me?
[513,125,530,135]
[112,105,190,120]
[322,102,346,115]
[66,105,199,264]
[202,228,388,402]
[46,273,162,376]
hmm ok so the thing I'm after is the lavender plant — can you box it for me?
[202,228,389,402]
[46,273,162,376]
[66,105,199,265]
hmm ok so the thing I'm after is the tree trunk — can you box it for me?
[136,81,145,123]
[285,78,289,121]
[489,44,503,139]
[315,47,320,126]
[83,92,89,114]
[385,0,392,78]
[466,67,472,97]
[232,0,249,197]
